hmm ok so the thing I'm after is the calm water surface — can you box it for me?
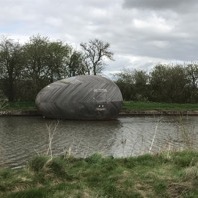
[0,116,198,168]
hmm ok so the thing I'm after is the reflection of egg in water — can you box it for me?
[35,75,123,120]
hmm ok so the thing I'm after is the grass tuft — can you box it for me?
[7,188,48,198]
[27,156,48,173]
[172,151,198,167]
[85,153,103,164]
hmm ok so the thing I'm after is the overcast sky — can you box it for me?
[1,0,198,76]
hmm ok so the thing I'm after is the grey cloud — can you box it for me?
[123,0,198,12]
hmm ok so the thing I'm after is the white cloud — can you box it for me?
[45,17,63,27]
[133,16,173,33]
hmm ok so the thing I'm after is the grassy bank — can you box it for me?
[123,101,198,111]
[1,151,198,198]
[3,101,36,111]
[2,101,198,112]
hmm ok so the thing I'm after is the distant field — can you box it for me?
[1,101,198,111]
[4,101,36,110]
[123,101,198,111]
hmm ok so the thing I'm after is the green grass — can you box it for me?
[1,151,198,198]
[2,101,198,112]
[3,101,36,111]
[123,101,198,111]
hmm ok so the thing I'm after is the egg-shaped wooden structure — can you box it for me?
[35,75,123,120]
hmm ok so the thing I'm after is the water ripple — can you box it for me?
[0,116,197,167]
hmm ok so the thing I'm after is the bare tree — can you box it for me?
[80,39,114,75]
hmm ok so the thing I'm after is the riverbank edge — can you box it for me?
[119,109,198,116]
[0,109,198,116]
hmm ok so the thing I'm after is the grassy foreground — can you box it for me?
[1,151,198,198]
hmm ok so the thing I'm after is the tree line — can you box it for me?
[0,35,197,104]
[115,64,198,103]
[0,35,113,101]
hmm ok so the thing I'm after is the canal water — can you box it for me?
[0,116,198,168]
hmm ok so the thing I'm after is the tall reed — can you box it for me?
[46,121,59,159]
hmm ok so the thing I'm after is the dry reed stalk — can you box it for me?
[46,120,59,159]
[149,118,161,153]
